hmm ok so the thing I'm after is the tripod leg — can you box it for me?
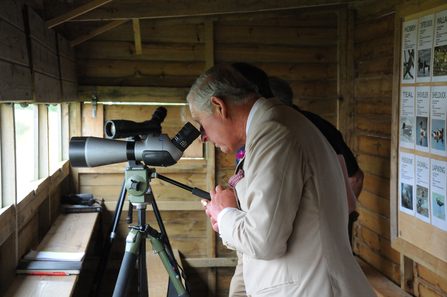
[90,180,127,297]
[113,229,141,297]
[149,236,190,297]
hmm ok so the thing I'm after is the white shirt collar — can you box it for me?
[246,97,266,135]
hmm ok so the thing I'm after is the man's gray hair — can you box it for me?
[187,64,260,114]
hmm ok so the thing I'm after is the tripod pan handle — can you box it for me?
[192,188,211,200]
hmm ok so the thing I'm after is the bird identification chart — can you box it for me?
[401,87,416,149]
[402,19,418,84]
[415,86,430,152]
[431,159,447,231]
[399,152,415,216]
[430,86,447,156]
[416,155,430,223]
[433,9,447,83]
[417,14,435,83]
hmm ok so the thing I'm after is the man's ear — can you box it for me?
[210,96,227,118]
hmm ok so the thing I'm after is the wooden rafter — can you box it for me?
[132,19,142,55]
[46,0,368,22]
[70,19,128,47]
[46,0,113,28]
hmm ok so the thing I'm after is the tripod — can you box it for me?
[90,161,210,297]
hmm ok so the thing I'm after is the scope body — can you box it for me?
[70,133,183,168]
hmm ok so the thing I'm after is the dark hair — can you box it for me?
[269,76,294,107]
[231,62,275,99]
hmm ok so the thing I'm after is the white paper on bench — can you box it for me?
[24,250,85,261]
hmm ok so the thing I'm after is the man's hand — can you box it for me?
[201,185,238,232]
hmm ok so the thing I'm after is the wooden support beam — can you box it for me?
[70,19,128,47]
[37,104,49,180]
[132,19,142,55]
[45,0,113,28]
[204,17,217,297]
[183,257,238,268]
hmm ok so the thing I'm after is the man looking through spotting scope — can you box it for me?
[187,64,376,297]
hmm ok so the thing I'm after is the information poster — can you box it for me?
[400,152,415,216]
[431,159,447,231]
[401,87,415,149]
[416,86,430,152]
[417,14,435,83]
[416,156,430,223]
[402,19,418,84]
[433,10,447,82]
[430,86,447,156]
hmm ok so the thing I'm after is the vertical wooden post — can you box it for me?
[205,17,217,296]
[401,254,414,295]
[132,18,142,55]
[37,104,49,179]
[69,102,82,193]
[337,8,356,149]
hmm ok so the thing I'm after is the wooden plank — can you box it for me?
[38,104,49,179]
[36,212,99,252]
[0,0,25,31]
[355,135,391,158]
[355,97,392,117]
[70,20,128,47]
[4,275,78,297]
[29,39,60,79]
[132,18,142,55]
[399,212,447,264]
[45,0,367,21]
[57,33,76,61]
[400,255,414,295]
[415,263,447,295]
[0,19,29,66]
[61,80,79,102]
[0,205,15,246]
[392,237,447,282]
[183,257,237,268]
[25,6,57,53]
[82,103,104,137]
[33,72,62,103]
[46,0,113,28]
[74,41,338,63]
[356,257,412,297]
[59,56,77,82]
[0,105,16,206]
[0,61,33,102]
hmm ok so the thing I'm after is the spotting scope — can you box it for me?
[69,107,200,168]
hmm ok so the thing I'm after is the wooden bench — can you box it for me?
[356,257,412,297]
[4,212,99,297]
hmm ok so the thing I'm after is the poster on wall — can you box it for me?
[416,155,431,223]
[431,158,447,231]
[416,86,430,152]
[417,14,435,83]
[402,19,418,84]
[400,87,415,149]
[430,86,447,156]
[399,152,415,216]
[433,10,447,82]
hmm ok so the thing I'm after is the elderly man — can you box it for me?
[187,64,376,297]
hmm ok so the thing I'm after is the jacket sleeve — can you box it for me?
[219,120,311,260]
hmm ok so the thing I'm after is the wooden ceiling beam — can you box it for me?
[70,19,128,47]
[46,0,113,28]
[132,19,142,55]
[45,0,367,22]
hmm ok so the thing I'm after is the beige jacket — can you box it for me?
[220,98,376,297]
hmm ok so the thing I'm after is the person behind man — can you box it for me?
[187,64,375,297]
[269,76,364,238]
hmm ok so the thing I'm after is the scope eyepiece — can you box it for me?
[172,122,201,152]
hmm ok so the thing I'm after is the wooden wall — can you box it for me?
[351,0,447,296]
